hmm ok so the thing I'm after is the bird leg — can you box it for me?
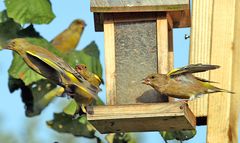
[86,105,94,115]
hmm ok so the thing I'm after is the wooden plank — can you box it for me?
[157,14,169,74]
[93,11,191,32]
[110,13,157,23]
[157,14,175,102]
[207,0,235,142]
[188,0,214,119]
[166,13,173,29]
[168,28,174,71]
[168,28,175,102]
[94,13,104,31]
[91,0,189,13]
[168,9,191,28]
[87,103,196,133]
[228,0,240,142]
[104,15,117,105]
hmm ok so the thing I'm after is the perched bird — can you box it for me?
[142,64,233,100]
[51,19,86,53]
[5,38,100,107]
[75,64,104,88]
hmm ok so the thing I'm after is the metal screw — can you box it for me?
[185,34,190,40]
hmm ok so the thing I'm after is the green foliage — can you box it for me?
[9,52,45,85]
[0,10,21,49]
[5,0,55,24]
[0,10,8,23]
[47,113,96,138]
[160,130,196,142]
[63,99,80,116]
[105,133,137,143]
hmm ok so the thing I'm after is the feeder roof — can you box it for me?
[90,0,189,13]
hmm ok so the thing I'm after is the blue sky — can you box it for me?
[0,0,210,143]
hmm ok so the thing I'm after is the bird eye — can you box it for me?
[151,76,155,79]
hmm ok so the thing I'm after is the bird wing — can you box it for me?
[195,77,218,83]
[167,64,220,77]
[25,50,100,97]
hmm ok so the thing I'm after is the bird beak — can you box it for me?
[141,78,150,85]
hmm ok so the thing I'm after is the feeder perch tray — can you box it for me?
[87,102,196,133]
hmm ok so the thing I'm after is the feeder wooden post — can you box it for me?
[88,0,195,133]
[189,0,240,142]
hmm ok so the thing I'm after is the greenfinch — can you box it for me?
[75,64,103,88]
[51,19,86,53]
[142,64,233,100]
[5,38,100,106]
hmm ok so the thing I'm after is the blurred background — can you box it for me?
[0,0,211,143]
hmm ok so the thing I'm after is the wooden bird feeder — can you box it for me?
[87,0,240,142]
[87,0,196,133]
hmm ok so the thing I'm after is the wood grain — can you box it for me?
[229,1,240,142]
[91,0,189,13]
[87,103,196,133]
[188,0,214,118]
[207,0,235,142]
[157,14,169,74]
[104,15,117,105]
[93,11,191,32]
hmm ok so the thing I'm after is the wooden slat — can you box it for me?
[94,13,104,32]
[168,28,174,71]
[91,0,189,13]
[207,0,235,142]
[104,15,117,105]
[93,11,191,32]
[157,14,175,102]
[167,27,175,102]
[188,0,214,118]
[229,1,240,142]
[157,14,169,74]
[166,13,173,29]
[87,103,196,133]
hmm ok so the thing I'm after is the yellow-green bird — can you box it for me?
[75,64,103,88]
[51,19,86,53]
[142,64,233,100]
[5,38,100,106]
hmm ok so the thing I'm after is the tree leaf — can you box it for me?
[9,53,44,85]
[26,84,63,117]
[5,0,55,24]
[0,10,21,49]
[0,10,9,23]
[47,113,96,138]
[160,130,196,141]
[105,133,137,143]
[63,99,79,116]
[8,77,60,117]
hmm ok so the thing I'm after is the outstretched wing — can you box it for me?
[25,50,100,98]
[195,77,218,83]
[167,64,220,77]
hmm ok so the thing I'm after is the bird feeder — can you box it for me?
[87,0,195,133]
